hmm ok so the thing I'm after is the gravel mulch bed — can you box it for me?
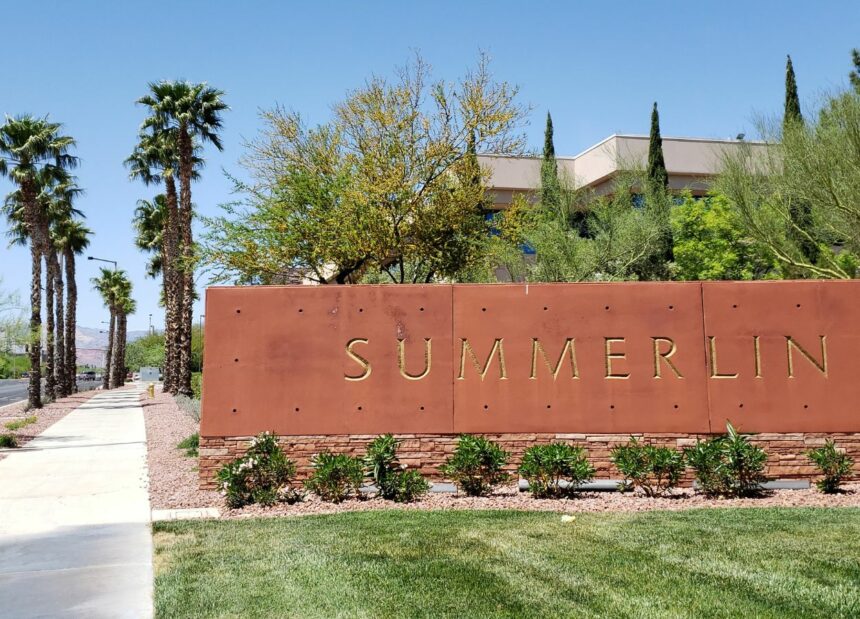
[0,389,99,457]
[142,388,221,510]
[223,482,860,520]
[142,391,860,519]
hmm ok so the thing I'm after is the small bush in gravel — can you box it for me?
[216,432,301,509]
[177,433,199,458]
[685,422,768,497]
[364,434,430,502]
[0,434,17,448]
[440,435,510,497]
[305,452,364,503]
[519,443,595,498]
[807,440,854,494]
[174,394,201,422]
[610,438,685,497]
[4,415,37,431]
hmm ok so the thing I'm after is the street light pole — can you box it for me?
[149,313,153,335]
[87,256,118,271]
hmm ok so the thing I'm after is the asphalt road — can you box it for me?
[0,379,98,407]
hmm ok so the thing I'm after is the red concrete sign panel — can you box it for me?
[451,283,710,433]
[702,280,860,432]
[200,282,860,437]
[201,285,454,437]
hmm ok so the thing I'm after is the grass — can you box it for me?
[0,434,18,448]
[4,415,37,431]
[153,507,860,618]
[177,432,199,458]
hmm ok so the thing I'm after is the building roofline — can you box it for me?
[480,134,768,162]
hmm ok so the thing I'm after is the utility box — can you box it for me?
[140,367,161,383]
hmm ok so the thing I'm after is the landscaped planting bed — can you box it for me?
[143,392,860,518]
[153,507,860,618]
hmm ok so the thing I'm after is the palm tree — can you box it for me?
[126,132,182,393]
[91,268,129,390]
[133,195,166,279]
[53,217,90,393]
[137,81,227,396]
[0,116,77,408]
[113,294,136,388]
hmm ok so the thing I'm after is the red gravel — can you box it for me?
[0,388,100,457]
[142,391,860,519]
[141,388,220,509]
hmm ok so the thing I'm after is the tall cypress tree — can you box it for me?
[540,111,561,212]
[784,55,802,129]
[647,102,668,190]
[783,55,818,267]
[849,48,860,94]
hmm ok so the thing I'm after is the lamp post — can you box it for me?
[87,256,117,271]
[149,313,153,335]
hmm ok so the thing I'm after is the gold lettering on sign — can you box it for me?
[754,336,762,378]
[530,338,579,380]
[344,338,372,381]
[397,338,432,381]
[786,336,828,378]
[652,337,683,379]
[708,336,738,379]
[604,338,630,379]
[458,338,508,381]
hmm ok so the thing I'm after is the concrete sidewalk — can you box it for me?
[0,387,152,618]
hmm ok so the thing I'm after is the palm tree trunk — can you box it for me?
[110,309,123,389]
[50,249,67,397]
[28,242,43,409]
[177,125,194,397]
[117,312,128,387]
[103,310,115,390]
[44,253,56,400]
[163,176,181,393]
[64,249,77,393]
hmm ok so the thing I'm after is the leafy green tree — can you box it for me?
[717,88,860,278]
[124,333,165,373]
[496,173,669,282]
[0,116,78,408]
[203,54,526,286]
[671,193,776,280]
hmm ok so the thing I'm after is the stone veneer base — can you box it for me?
[199,432,860,490]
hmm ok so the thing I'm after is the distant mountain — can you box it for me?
[76,326,149,367]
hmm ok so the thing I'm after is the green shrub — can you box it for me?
[610,437,685,497]
[807,440,854,494]
[305,452,364,503]
[216,432,300,508]
[177,433,199,458]
[174,394,201,422]
[685,422,768,497]
[0,434,17,448]
[364,434,430,502]
[4,415,37,431]
[191,372,203,400]
[440,435,510,496]
[519,443,595,498]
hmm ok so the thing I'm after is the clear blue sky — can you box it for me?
[1,1,858,331]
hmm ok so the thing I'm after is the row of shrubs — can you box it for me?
[216,422,855,509]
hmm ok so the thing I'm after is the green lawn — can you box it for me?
[153,508,860,618]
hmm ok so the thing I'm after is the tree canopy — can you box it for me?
[203,54,527,285]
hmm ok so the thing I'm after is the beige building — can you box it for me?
[478,134,768,210]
